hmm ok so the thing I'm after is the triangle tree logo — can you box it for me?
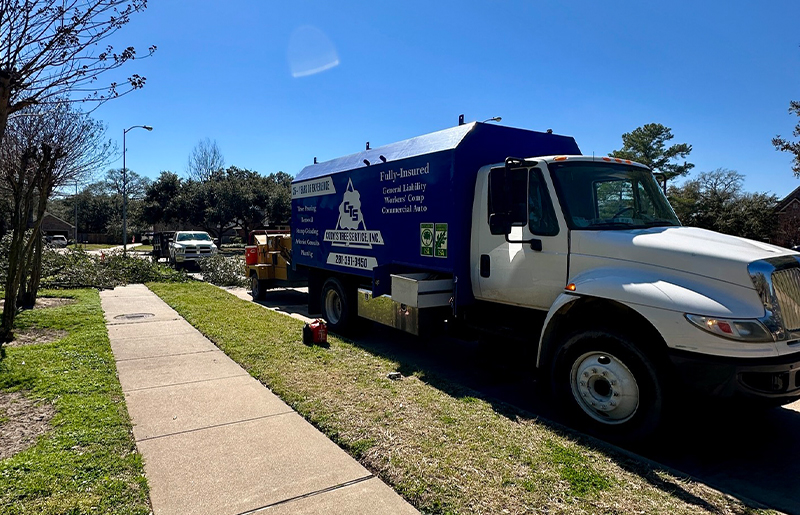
[324,178,384,249]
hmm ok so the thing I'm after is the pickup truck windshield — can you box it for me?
[548,161,681,230]
[176,232,213,242]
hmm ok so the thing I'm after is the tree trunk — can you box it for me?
[0,145,57,343]
[19,230,43,309]
[1,230,24,343]
[0,150,36,344]
[18,155,54,309]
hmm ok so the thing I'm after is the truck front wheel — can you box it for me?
[321,277,355,334]
[551,329,665,442]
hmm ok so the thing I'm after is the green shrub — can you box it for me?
[198,254,246,287]
[40,248,189,289]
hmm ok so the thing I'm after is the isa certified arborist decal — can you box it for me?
[420,223,434,256]
[325,178,382,270]
[434,223,448,258]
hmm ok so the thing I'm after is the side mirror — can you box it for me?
[489,213,512,236]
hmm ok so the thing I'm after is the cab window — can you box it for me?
[529,168,559,236]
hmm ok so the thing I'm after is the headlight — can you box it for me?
[685,314,774,343]
[173,245,185,254]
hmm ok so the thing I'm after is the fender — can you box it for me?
[535,266,766,367]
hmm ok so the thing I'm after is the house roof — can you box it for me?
[776,184,800,212]
[42,212,74,229]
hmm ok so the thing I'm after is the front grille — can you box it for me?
[181,245,214,257]
[773,267,800,331]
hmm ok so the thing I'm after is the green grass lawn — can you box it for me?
[0,290,150,515]
[149,281,765,515]
[132,244,153,252]
[68,243,118,251]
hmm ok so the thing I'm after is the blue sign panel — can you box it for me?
[292,150,458,277]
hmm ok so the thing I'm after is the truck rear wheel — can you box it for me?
[321,277,355,334]
[551,329,664,442]
[250,272,267,301]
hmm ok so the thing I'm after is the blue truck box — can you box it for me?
[291,121,580,308]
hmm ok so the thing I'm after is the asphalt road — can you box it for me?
[232,286,800,515]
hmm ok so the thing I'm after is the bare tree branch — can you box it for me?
[186,138,224,181]
[0,0,155,140]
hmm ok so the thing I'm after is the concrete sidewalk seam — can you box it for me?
[106,317,182,326]
[135,411,297,443]
[121,373,250,393]
[114,349,220,362]
[109,331,199,342]
[239,474,376,515]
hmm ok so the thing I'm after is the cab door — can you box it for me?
[471,162,569,310]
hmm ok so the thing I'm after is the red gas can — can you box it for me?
[303,319,328,345]
[245,246,258,265]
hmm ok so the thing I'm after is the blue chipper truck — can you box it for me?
[291,122,580,333]
[274,121,800,440]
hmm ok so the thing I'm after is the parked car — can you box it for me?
[46,235,68,248]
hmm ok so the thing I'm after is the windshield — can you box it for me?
[176,232,213,242]
[548,161,680,230]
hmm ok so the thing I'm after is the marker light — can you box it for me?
[554,156,568,161]
[566,283,577,292]
[685,314,773,343]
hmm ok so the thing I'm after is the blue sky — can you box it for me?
[94,0,800,198]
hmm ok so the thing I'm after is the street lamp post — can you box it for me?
[74,182,78,244]
[123,125,153,254]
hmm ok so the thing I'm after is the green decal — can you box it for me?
[434,223,448,258]
[420,223,434,256]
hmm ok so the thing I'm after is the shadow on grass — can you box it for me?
[340,323,792,514]
[238,286,795,513]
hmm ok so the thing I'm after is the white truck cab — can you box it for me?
[474,155,800,439]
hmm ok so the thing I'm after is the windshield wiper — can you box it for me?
[588,221,636,228]
[643,220,679,227]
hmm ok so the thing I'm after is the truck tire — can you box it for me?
[551,329,665,442]
[321,277,356,334]
[250,272,267,301]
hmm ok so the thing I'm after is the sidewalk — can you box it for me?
[100,284,418,515]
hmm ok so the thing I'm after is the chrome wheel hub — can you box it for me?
[570,352,639,424]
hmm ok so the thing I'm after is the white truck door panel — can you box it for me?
[471,165,569,310]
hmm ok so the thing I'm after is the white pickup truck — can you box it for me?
[168,231,218,265]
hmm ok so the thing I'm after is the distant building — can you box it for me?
[41,213,75,240]
[775,185,800,248]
